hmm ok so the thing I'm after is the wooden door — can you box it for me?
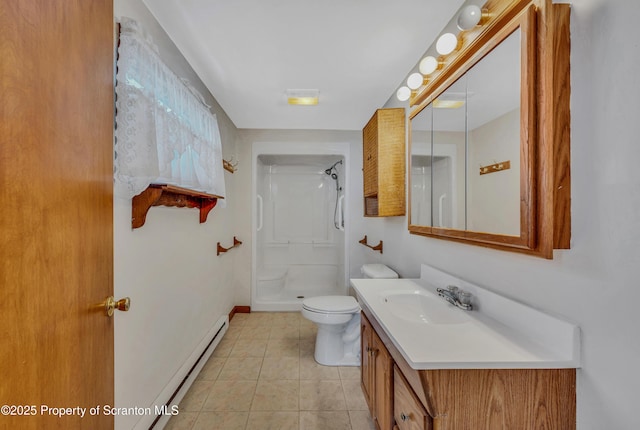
[1,1,115,429]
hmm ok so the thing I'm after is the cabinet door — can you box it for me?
[372,329,394,430]
[361,314,374,411]
[363,114,379,198]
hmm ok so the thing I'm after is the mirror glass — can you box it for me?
[409,28,521,236]
[465,28,521,235]
[432,74,467,231]
[410,104,432,227]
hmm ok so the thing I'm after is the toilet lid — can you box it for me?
[302,296,360,314]
[361,263,398,279]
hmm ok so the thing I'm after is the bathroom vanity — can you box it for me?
[352,265,580,430]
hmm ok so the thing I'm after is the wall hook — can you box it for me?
[217,236,242,256]
[479,160,510,175]
[359,235,383,254]
[223,156,239,173]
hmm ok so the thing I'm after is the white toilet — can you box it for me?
[301,264,398,366]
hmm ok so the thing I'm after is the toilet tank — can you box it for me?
[361,264,398,279]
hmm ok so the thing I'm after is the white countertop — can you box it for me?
[351,265,580,370]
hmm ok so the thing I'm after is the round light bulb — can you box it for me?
[457,5,482,31]
[419,56,438,75]
[396,86,411,102]
[436,33,458,55]
[407,73,423,90]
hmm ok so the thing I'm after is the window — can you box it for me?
[114,17,225,201]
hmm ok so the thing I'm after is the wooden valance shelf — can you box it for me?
[131,184,223,229]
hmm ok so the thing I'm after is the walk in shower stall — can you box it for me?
[252,143,349,311]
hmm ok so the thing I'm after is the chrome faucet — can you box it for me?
[436,285,473,311]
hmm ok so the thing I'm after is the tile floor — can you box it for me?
[164,312,376,430]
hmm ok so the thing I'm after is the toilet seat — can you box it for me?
[302,296,360,314]
[300,264,395,367]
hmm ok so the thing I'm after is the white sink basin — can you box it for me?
[351,271,581,370]
[379,289,470,325]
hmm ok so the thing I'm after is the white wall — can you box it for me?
[113,1,239,428]
[382,1,640,428]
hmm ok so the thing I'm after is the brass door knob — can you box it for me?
[104,296,131,317]
[116,297,130,311]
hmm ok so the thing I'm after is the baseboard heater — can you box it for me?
[148,321,227,429]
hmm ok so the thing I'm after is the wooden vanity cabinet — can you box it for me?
[360,308,576,430]
[361,313,394,430]
[362,108,406,217]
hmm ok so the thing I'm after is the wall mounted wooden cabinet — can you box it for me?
[407,0,570,258]
[363,108,406,217]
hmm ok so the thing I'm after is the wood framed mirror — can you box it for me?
[407,0,570,259]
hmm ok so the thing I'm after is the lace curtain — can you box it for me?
[114,17,226,202]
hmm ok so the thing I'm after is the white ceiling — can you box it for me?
[142,0,465,130]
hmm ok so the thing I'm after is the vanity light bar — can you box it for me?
[396,1,489,101]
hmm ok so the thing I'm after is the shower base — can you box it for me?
[254,265,346,311]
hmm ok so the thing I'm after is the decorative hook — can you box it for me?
[359,235,383,254]
[217,236,242,256]
[479,160,510,175]
[223,156,239,173]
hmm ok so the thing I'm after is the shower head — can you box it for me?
[324,159,343,176]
